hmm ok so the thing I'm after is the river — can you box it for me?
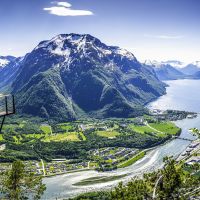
[42,79,200,200]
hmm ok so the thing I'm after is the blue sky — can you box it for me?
[0,0,200,62]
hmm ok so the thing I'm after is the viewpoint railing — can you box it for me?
[0,94,15,133]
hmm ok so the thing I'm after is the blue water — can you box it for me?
[148,79,200,112]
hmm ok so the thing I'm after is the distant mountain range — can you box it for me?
[0,34,166,120]
[144,60,200,80]
[179,61,200,76]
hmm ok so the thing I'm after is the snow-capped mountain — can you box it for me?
[1,33,165,120]
[145,59,200,80]
[34,34,136,61]
[144,60,186,68]
[160,60,187,68]
[159,60,200,76]
[144,60,185,80]
[179,61,200,75]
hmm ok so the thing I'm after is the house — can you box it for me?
[189,143,199,149]
[120,124,127,128]
[79,124,86,131]
[98,126,108,131]
[186,156,200,165]
[0,144,6,151]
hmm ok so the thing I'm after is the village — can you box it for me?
[0,146,141,176]
[178,139,200,166]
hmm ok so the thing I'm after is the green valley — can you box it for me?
[0,112,182,176]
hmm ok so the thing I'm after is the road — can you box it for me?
[41,159,46,176]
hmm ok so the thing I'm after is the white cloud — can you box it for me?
[44,1,93,16]
[56,2,72,8]
[144,34,184,40]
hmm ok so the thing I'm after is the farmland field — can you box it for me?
[43,132,81,142]
[129,122,180,136]
[149,122,181,135]
[129,125,153,134]
[96,131,120,138]
[118,151,146,168]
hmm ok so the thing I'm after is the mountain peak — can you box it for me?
[34,33,136,61]
[36,33,99,48]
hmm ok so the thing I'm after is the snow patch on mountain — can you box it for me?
[191,61,200,68]
[0,58,9,68]
[111,47,136,60]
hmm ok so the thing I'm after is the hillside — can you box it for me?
[1,34,166,120]
[192,70,200,79]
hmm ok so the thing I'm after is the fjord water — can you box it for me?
[42,79,200,200]
[148,79,200,112]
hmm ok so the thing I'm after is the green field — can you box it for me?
[118,151,146,168]
[129,125,153,134]
[26,134,44,139]
[58,123,74,131]
[149,122,180,135]
[43,132,81,142]
[0,134,3,141]
[40,125,52,135]
[96,131,120,138]
[129,122,180,136]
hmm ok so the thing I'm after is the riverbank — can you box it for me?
[44,168,94,178]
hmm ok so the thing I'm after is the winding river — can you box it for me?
[42,79,200,200]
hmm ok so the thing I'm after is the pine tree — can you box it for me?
[1,160,46,200]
